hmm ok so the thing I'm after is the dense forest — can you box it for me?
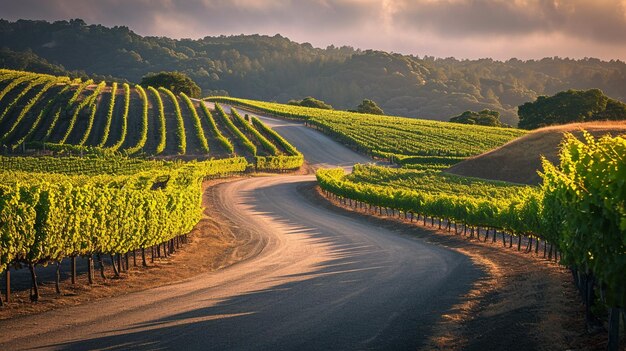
[1,19,626,125]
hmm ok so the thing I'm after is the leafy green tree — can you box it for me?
[355,99,384,115]
[517,89,626,129]
[449,109,506,127]
[140,71,201,98]
[288,97,332,109]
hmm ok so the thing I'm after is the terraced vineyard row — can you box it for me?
[0,70,302,170]
[207,96,526,163]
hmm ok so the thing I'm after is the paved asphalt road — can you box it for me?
[0,105,482,350]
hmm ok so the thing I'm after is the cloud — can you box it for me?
[0,0,380,38]
[1,0,626,60]
[394,0,626,44]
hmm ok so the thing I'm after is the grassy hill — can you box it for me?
[0,69,302,169]
[207,96,527,166]
[446,121,626,184]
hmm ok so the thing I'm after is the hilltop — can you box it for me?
[446,121,626,184]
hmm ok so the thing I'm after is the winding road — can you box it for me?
[0,106,483,350]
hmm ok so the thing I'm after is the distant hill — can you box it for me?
[2,19,626,125]
[446,121,626,185]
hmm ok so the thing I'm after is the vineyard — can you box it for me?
[0,156,249,302]
[206,96,526,164]
[316,133,626,347]
[0,69,305,306]
[205,97,626,347]
[0,70,302,170]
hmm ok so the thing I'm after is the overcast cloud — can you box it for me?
[2,0,626,60]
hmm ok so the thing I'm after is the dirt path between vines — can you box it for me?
[314,187,607,351]
[0,177,258,320]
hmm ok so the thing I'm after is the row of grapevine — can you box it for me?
[317,167,538,237]
[66,79,93,107]
[180,92,209,153]
[0,157,249,301]
[10,85,72,150]
[255,154,304,171]
[44,79,93,141]
[541,133,625,349]
[125,85,149,155]
[214,103,256,155]
[243,114,304,170]
[231,109,278,155]
[159,87,186,154]
[109,83,131,151]
[199,101,234,154]
[97,82,118,147]
[251,116,300,156]
[0,79,62,144]
[59,81,106,144]
[148,86,167,154]
[79,82,108,145]
[0,76,53,124]
[0,74,36,107]
[0,155,164,175]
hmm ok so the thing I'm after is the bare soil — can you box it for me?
[447,121,626,185]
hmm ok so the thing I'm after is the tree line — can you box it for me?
[2,19,626,126]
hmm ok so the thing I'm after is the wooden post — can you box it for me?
[71,256,77,284]
[117,254,123,273]
[56,262,62,294]
[87,256,94,284]
[4,270,9,303]
[97,254,107,279]
[29,264,39,302]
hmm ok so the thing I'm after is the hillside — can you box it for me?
[0,69,302,169]
[2,19,626,125]
[207,96,527,163]
[446,121,626,184]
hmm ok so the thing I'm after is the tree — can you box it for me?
[288,97,333,109]
[517,89,626,129]
[355,99,384,115]
[449,109,506,127]
[140,71,201,98]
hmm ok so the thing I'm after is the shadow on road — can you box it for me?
[44,180,483,351]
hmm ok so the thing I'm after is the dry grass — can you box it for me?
[447,121,626,185]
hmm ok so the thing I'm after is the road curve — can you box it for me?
[0,106,482,350]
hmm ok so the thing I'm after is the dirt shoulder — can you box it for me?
[312,186,605,351]
[0,177,258,320]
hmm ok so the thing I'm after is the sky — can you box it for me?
[2,0,626,61]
